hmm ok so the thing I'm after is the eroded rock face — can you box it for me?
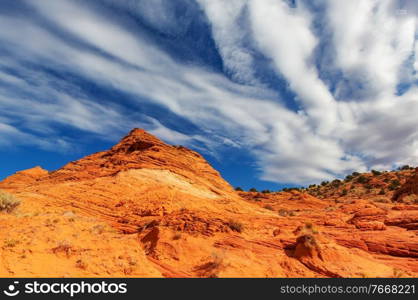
[385,212,418,230]
[41,128,234,195]
[0,129,417,278]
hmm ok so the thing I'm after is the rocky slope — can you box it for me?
[0,129,417,277]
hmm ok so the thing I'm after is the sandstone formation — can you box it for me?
[0,129,417,277]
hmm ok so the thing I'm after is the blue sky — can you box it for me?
[0,0,417,190]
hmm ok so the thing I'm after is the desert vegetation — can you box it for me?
[0,190,20,212]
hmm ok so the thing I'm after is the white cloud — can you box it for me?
[248,0,339,134]
[101,0,196,36]
[196,0,259,84]
[0,0,417,185]
[325,0,416,96]
[0,122,71,151]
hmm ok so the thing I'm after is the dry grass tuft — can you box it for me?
[0,191,20,212]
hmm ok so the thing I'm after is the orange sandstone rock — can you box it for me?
[0,129,417,278]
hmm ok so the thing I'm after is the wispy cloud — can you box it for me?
[0,0,417,184]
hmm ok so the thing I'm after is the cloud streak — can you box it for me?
[0,0,417,185]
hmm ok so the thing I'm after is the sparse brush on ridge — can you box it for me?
[371,170,381,176]
[0,190,20,212]
[228,219,244,233]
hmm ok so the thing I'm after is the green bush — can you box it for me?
[356,175,369,184]
[249,188,258,192]
[234,187,243,191]
[399,165,411,171]
[345,175,354,181]
[283,187,299,192]
[388,180,400,191]
[371,170,381,176]
[331,179,341,187]
[391,179,400,186]
[378,189,385,195]
[364,183,373,190]
[0,191,20,212]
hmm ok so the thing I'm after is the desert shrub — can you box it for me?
[3,238,19,248]
[391,179,400,186]
[172,233,182,240]
[278,209,289,216]
[249,188,258,192]
[295,222,319,236]
[388,179,400,191]
[52,240,73,256]
[402,194,418,204]
[352,172,360,177]
[331,179,341,187]
[325,206,336,212]
[263,204,274,211]
[356,175,369,184]
[373,197,390,203]
[194,252,225,278]
[378,189,386,195]
[371,170,382,176]
[261,189,271,194]
[75,259,88,270]
[234,187,243,192]
[320,181,329,186]
[340,189,348,196]
[0,191,20,212]
[364,183,373,190]
[399,165,411,171]
[304,222,319,234]
[90,224,106,235]
[392,268,405,278]
[345,175,354,181]
[228,220,244,233]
